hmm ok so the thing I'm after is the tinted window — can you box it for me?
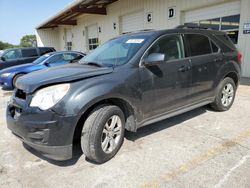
[39,48,54,55]
[147,35,184,61]
[211,41,219,53]
[186,34,212,56]
[3,49,22,60]
[215,34,236,52]
[22,48,38,57]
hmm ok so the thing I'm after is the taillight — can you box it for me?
[237,52,242,64]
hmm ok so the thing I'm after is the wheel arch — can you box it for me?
[223,71,239,87]
[215,60,240,89]
[72,97,137,143]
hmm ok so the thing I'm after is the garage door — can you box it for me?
[183,1,241,44]
[184,1,240,23]
[120,11,144,34]
[87,24,99,52]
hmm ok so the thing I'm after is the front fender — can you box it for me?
[53,78,141,118]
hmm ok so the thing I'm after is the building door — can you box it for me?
[87,24,99,52]
[65,28,73,51]
[120,11,144,34]
[183,1,241,44]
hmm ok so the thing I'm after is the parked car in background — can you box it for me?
[0,47,55,70]
[0,51,85,90]
[6,26,241,163]
[0,50,4,55]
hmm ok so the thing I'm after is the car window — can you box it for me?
[100,45,129,60]
[22,48,38,57]
[215,34,236,52]
[63,53,79,61]
[3,49,22,60]
[147,35,184,61]
[211,41,219,53]
[39,48,54,55]
[47,54,64,64]
[185,34,212,56]
[80,34,149,67]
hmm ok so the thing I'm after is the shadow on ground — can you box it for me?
[22,106,209,166]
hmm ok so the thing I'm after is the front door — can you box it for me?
[139,34,192,120]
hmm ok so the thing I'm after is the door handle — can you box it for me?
[178,65,191,72]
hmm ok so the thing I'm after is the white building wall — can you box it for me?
[238,0,250,77]
[36,0,250,77]
[35,28,60,50]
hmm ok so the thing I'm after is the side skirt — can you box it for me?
[138,97,214,129]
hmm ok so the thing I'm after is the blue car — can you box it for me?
[0,51,85,90]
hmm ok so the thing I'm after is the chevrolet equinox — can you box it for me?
[7,26,242,163]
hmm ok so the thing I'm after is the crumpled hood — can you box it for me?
[16,63,114,93]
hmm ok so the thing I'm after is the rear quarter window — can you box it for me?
[185,34,212,56]
[214,34,236,52]
[22,48,38,57]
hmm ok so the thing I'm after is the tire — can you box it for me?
[13,74,25,88]
[210,77,236,111]
[81,105,125,163]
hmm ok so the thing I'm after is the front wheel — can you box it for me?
[210,77,236,111]
[81,105,125,163]
[12,74,25,88]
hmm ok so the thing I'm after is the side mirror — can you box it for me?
[1,56,6,61]
[143,53,165,66]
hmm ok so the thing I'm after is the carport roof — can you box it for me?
[36,0,118,29]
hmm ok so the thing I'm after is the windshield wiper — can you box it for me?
[83,62,103,67]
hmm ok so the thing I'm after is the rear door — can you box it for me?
[184,33,223,102]
[140,34,192,119]
[21,48,39,64]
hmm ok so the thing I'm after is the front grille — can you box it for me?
[15,89,26,100]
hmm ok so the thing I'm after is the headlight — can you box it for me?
[1,73,11,77]
[30,84,70,110]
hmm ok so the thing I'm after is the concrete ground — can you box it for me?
[0,81,250,188]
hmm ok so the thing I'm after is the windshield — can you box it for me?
[80,34,150,67]
[32,54,51,64]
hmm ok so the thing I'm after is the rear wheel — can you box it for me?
[210,77,236,111]
[81,105,125,163]
[13,74,25,88]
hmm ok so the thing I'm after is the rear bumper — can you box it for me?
[6,97,77,160]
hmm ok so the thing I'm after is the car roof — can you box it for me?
[45,51,85,56]
[4,47,54,51]
[121,28,226,37]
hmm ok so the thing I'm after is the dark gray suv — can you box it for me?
[7,26,242,163]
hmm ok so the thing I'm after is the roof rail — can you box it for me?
[122,29,155,35]
[176,23,212,30]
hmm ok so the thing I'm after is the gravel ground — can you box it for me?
[0,81,250,188]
